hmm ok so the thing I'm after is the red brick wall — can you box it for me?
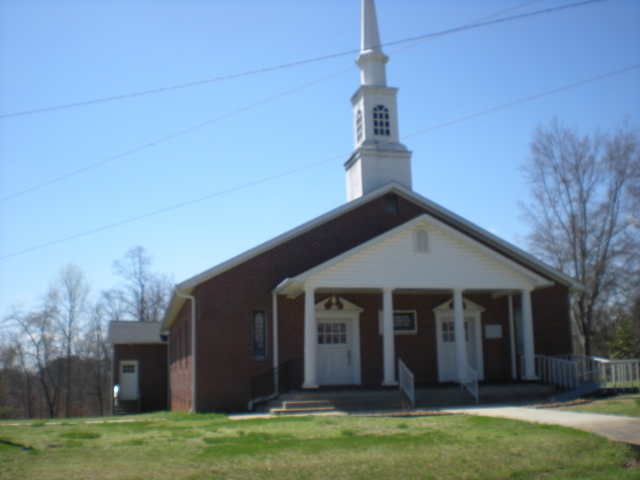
[471,294,512,382]
[168,303,193,412]
[113,343,167,412]
[532,283,573,355]
[184,193,573,412]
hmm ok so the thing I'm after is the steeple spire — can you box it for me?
[360,0,383,54]
[357,0,388,86]
[344,0,412,202]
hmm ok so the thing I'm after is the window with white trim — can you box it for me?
[373,105,390,136]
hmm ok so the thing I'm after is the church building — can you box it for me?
[112,0,580,413]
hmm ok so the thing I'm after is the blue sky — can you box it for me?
[1,0,639,315]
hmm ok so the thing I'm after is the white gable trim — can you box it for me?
[277,213,552,297]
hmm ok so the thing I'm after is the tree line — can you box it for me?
[0,246,172,419]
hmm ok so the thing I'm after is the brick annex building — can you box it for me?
[110,0,581,414]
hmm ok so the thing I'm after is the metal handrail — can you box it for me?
[462,364,479,404]
[398,359,415,408]
[535,355,579,390]
[248,360,302,411]
[535,354,640,391]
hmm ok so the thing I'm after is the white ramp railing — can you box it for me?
[398,359,415,408]
[535,355,579,389]
[535,354,640,391]
[592,357,640,389]
[462,364,479,404]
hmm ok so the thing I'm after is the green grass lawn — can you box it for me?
[0,411,637,480]
[554,393,640,417]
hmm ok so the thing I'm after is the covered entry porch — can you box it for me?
[273,214,556,394]
[274,288,541,393]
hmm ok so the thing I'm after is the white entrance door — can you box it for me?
[436,316,483,382]
[317,319,355,385]
[119,360,139,400]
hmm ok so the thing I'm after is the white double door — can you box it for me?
[316,318,361,385]
[436,315,484,382]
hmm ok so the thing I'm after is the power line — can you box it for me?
[401,64,640,140]
[1,62,636,261]
[0,0,610,203]
[0,68,352,203]
[0,0,608,120]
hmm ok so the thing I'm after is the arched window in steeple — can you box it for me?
[356,110,363,143]
[373,105,390,136]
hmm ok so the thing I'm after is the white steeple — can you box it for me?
[357,0,387,86]
[345,0,412,202]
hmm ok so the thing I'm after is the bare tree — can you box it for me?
[1,332,41,418]
[522,119,640,355]
[47,264,90,417]
[110,246,172,322]
[99,289,127,323]
[11,307,62,418]
[78,302,112,416]
[0,338,19,418]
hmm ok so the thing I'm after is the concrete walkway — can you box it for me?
[447,406,640,446]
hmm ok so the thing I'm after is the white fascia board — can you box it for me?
[161,286,187,330]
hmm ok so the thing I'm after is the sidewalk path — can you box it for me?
[448,406,640,446]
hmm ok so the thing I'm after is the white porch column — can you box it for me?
[508,295,517,380]
[521,289,536,380]
[302,287,318,388]
[381,288,397,386]
[453,289,469,383]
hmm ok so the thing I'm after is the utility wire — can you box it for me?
[1,62,637,261]
[401,64,640,141]
[0,0,608,203]
[0,69,352,203]
[0,0,608,120]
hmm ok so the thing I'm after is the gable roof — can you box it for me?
[161,182,582,330]
[108,321,166,344]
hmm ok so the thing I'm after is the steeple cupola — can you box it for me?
[345,0,412,202]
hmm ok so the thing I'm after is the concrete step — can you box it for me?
[267,389,405,414]
[114,399,140,415]
[271,400,337,415]
[271,407,337,415]
[259,383,562,414]
[282,400,334,410]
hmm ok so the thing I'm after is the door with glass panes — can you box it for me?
[316,319,356,385]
